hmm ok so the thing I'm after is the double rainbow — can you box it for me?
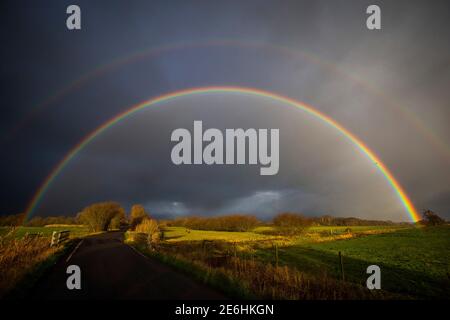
[24,86,420,222]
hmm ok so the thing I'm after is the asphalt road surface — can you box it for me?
[29,231,226,299]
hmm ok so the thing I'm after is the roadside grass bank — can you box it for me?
[0,225,92,298]
[3,238,80,299]
[125,232,253,299]
[125,230,395,300]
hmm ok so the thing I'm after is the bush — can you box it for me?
[135,218,160,249]
[421,210,446,226]
[272,213,311,235]
[109,210,127,230]
[77,202,125,232]
[129,204,149,230]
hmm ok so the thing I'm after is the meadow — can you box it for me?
[129,224,450,299]
[260,226,450,299]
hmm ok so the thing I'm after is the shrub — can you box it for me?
[129,204,149,230]
[421,210,446,226]
[135,218,160,249]
[109,210,127,230]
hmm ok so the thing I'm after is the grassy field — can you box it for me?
[0,225,90,239]
[163,226,280,242]
[146,225,450,299]
[256,226,450,299]
[162,225,406,247]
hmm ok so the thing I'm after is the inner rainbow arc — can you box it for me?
[24,86,421,222]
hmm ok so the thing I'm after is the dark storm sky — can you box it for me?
[1,0,449,221]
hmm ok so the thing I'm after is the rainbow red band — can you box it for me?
[24,86,421,222]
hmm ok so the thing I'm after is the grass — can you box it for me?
[127,238,255,299]
[0,228,9,237]
[127,231,390,300]
[0,226,90,239]
[3,224,445,299]
[132,225,449,299]
[164,226,280,242]
[254,225,449,299]
[291,226,450,298]
[0,225,91,298]
[0,233,57,297]
[3,239,78,299]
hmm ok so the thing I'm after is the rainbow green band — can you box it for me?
[25,86,420,222]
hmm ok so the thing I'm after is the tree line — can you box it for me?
[167,215,260,232]
[166,212,402,233]
[0,206,446,231]
[0,202,138,231]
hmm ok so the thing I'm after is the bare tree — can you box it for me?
[78,202,125,232]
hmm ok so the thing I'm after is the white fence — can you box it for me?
[50,230,70,247]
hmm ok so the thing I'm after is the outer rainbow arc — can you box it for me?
[24,86,421,222]
[6,39,449,164]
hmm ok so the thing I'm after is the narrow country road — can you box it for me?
[29,231,226,299]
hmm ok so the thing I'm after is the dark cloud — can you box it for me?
[0,0,449,221]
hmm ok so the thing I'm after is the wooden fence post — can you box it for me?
[50,230,70,247]
[339,251,345,281]
[51,231,57,247]
[275,243,279,268]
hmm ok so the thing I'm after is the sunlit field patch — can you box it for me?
[163,226,280,242]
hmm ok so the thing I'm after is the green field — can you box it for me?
[0,226,90,239]
[161,225,450,299]
[163,225,405,244]
[256,226,449,299]
[164,226,279,242]
[307,225,405,233]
